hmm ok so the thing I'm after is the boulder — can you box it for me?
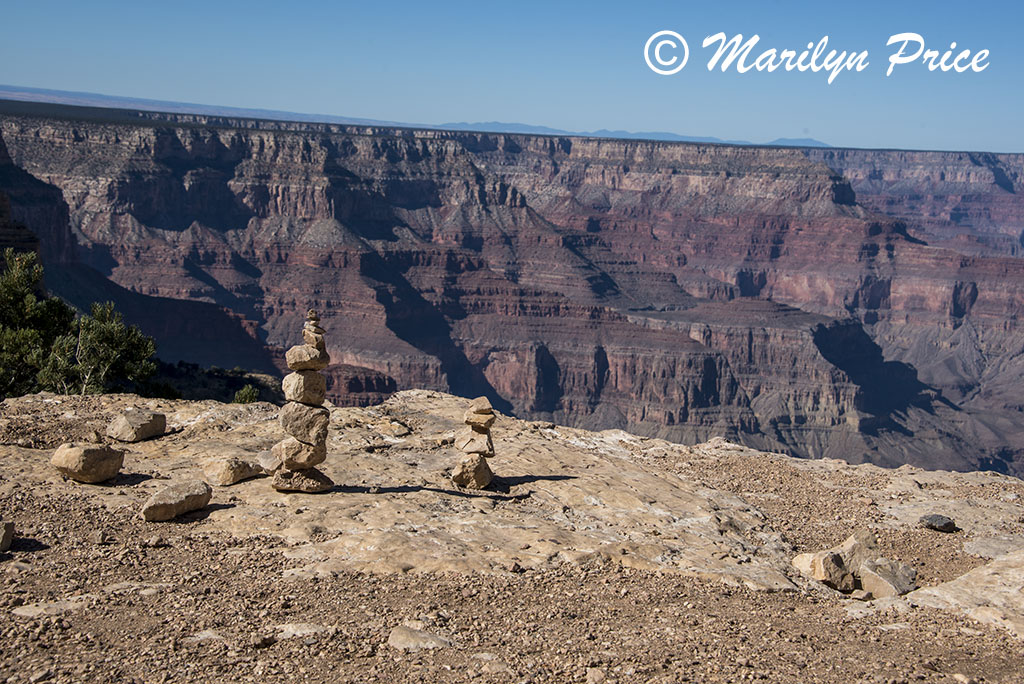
[285,344,330,371]
[271,436,327,470]
[0,520,13,552]
[279,403,330,444]
[463,410,496,430]
[271,468,334,493]
[454,426,494,456]
[859,558,917,598]
[468,396,493,414]
[792,550,855,592]
[51,443,124,484]
[387,625,451,652]
[282,371,327,406]
[451,453,493,489]
[203,457,264,486]
[837,529,879,570]
[919,514,957,533]
[141,481,213,522]
[106,409,166,443]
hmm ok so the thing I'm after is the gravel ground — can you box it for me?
[1,485,1020,684]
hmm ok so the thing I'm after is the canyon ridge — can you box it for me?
[1,99,1023,476]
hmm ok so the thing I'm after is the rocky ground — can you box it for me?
[1,390,1023,683]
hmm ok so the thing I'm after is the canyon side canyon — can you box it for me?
[1,100,1023,475]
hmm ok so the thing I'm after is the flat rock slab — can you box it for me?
[13,594,96,618]
[50,443,124,483]
[107,409,166,443]
[908,550,1024,638]
[275,623,331,639]
[387,625,451,651]
[141,481,213,521]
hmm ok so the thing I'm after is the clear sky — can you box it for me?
[1,0,1022,151]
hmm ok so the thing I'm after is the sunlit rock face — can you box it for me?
[2,103,1023,474]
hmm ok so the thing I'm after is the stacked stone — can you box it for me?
[270,309,334,493]
[451,396,495,489]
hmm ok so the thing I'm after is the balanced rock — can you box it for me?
[203,457,264,486]
[0,520,13,552]
[279,402,330,444]
[271,436,327,470]
[468,396,493,414]
[272,467,334,493]
[464,410,495,430]
[302,327,326,350]
[141,481,213,522]
[285,344,330,372]
[455,427,494,456]
[51,443,124,484]
[282,371,326,405]
[451,453,493,489]
[106,409,166,443]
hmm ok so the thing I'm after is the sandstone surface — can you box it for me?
[2,390,1024,681]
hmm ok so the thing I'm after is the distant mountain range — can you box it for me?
[0,84,830,148]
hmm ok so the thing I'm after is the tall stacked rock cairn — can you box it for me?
[271,309,334,493]
[451,396,495,489]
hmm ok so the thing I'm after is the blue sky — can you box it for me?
[2,0,1022,151]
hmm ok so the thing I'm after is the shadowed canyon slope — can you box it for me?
[2,100,1023,475]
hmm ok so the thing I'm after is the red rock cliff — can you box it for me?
[1,102,1021,474]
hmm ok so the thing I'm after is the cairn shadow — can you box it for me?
[172,503,237,522]
[105,472,154,487]
[331,483,531,502]
[492,474,575,488]
[6,536,49,553]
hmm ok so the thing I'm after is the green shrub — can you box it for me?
[232,384,260,404]
[0,248,156,398]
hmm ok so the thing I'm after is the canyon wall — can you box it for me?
[1,101,1021,475]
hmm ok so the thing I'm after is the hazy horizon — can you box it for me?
[1,0,1022,152]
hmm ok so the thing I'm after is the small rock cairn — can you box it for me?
[271,309,334,493]
[451,396,495,489]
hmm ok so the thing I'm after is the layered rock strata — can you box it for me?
[270,309,333,493]
[2,101,1024,474]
